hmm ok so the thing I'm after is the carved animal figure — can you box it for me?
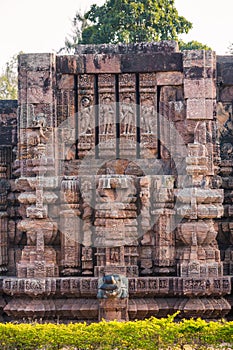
[97,274,128,299]
[32,113,48,143]
[32,113,46,128]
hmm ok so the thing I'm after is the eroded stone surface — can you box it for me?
[0,44,232,322]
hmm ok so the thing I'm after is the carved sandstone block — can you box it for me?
[184,79,216,99]
[156,71,183,85]
[186,99,213,120]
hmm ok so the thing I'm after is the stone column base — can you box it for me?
[98,298,128,321]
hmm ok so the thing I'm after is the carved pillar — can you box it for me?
[98,298,128,321]
[218,105,233,274]
[215,74,233,276]
[0,102,18,278]
[17,217,58,278]
[0,147,12,274]
[139,176,153,275]
[159,84,185,167]
[80,176,95,275]
[56,73,76,161]
[176,219,222,277]
[60,177,81,276]
[184,50,216,183]
[0,212,8,274]
[176,142,223,277]
[152,176,176,275]
[175,51,224,279]
[97,274,129,321]
[77,74,95,159]
[94,175,138,277]
[16,53,59,278]
[57,74,75,126]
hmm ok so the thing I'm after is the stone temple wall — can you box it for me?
[216,56,233,313]
[0,41,233,321]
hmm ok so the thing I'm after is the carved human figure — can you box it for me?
[161,147,172,175]
[194,121,207,144]
[121,96,134,134]
[82,247,92,260]
[0,178,10,274]
[32,113,48,143]
[79,96,92,135]
[141,98,156,134]
[27,131,40,147]
[100,96,115,134]
[110,248,120,263]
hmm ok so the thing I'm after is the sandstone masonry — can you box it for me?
[0,42,232,321]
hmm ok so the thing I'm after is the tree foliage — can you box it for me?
[0,54,18,100]
[60,11,89,53]
[63,0,193,51]
[179,40,212,51]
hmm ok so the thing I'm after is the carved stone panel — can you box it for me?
[77,74,95,159]
[140,73,157,159]
[98,74,116,158]
[119,74,137,158]
[1,47,232,322]
[57,74,76,125]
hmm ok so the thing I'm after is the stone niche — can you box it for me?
[0,42,233,322]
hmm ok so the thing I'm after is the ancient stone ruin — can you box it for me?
[0,41,233,321]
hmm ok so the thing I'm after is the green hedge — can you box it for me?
[0,315,232,349]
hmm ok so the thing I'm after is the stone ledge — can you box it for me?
[75,41,179,54]
[56,52,183,74]
[2,296,231,321]
[2,276,231,297]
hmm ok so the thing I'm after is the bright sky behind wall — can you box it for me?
[0,0,232,70]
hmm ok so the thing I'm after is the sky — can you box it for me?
[0,0,232,71]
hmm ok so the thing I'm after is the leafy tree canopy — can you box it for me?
[0,54,19,100]
[179,40,212,51]
[63,0,193,51]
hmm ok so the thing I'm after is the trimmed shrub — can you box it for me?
[0,315,232,349]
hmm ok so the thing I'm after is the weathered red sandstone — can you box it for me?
[0,42,232,321]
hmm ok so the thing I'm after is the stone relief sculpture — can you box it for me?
[79,96,93,135]
[141,98,156,134]
[0,45,232,322]
[100,96,115,134]
[97,274,128,299]
[27,113,48,159]
[121,96,135,134]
